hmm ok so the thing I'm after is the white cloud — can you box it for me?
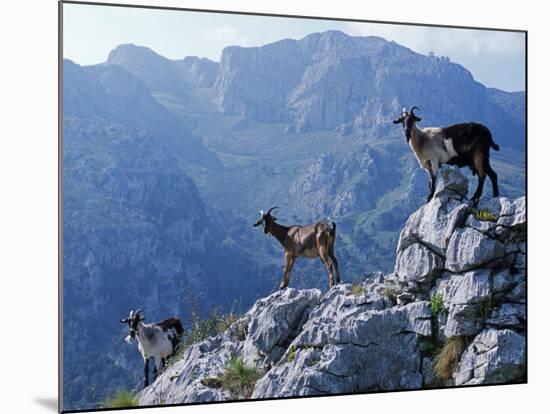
[345,22,524,57]
[203,25,251,48]
[343,22,525,90]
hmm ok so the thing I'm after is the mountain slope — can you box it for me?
[488,88,525,125]
[62,115,270,410]
[64,59,220,169]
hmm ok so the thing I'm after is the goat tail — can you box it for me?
[486,127,500,151]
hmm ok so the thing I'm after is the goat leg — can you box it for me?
[322,256,335,288]
[486,164,499,197]
[279,253,295,289]
[426,172,436,203]
[319,247,335,288]
[471,174,486,206]
[329,252,341,284]
[143,358,149,388]
[423,161,437,203]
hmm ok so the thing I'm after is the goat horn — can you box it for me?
[409,106,420,116]
[267,206,278,215]
[134,309,145,318]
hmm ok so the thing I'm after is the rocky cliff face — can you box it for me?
[288,145,385,218]
[137,166,526,405]
[99,36,524,151]
[213,31,524,150]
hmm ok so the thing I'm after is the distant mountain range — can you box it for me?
[106,31,524,149]
[62,30,525,410]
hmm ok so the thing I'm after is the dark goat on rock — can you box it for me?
[121,309,184,388]
[393,106,500,205]
[253,207,341,289]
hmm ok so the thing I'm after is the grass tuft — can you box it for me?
[432,336,468,381]
[287,344,298,363]
[472,208,498,222]
[430,293,445,315]
[101,390,138,409]
[215,357,262,399]
[350,283,365,296]
[383,286,397,302]
[172,285,243,363]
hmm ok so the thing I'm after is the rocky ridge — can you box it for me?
[212,31,524,150]
[138,166,526,405]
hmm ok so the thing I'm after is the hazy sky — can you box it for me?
[63,3,526,92]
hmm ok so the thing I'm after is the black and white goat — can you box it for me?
[253,207,341,289]
[393,106,500,205]
[120,309,184,388]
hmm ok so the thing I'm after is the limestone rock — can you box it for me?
[455,328,526,385]
[137,169,526,406]
[242,288,321,366]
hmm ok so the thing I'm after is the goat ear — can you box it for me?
[120,318,128,323]
[415,116,422,122]
[393,117,403,124]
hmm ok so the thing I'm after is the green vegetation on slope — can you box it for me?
[101,390,138,409]
[201,357,262,399]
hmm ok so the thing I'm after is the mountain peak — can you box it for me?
[314,29,350,40]
[105,43,191,99]
[107,43,161,63]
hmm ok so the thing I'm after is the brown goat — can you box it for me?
[253,207,341,289]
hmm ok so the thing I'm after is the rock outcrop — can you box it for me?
[137,166,526,406]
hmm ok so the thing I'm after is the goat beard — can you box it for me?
[125,333,136,344]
